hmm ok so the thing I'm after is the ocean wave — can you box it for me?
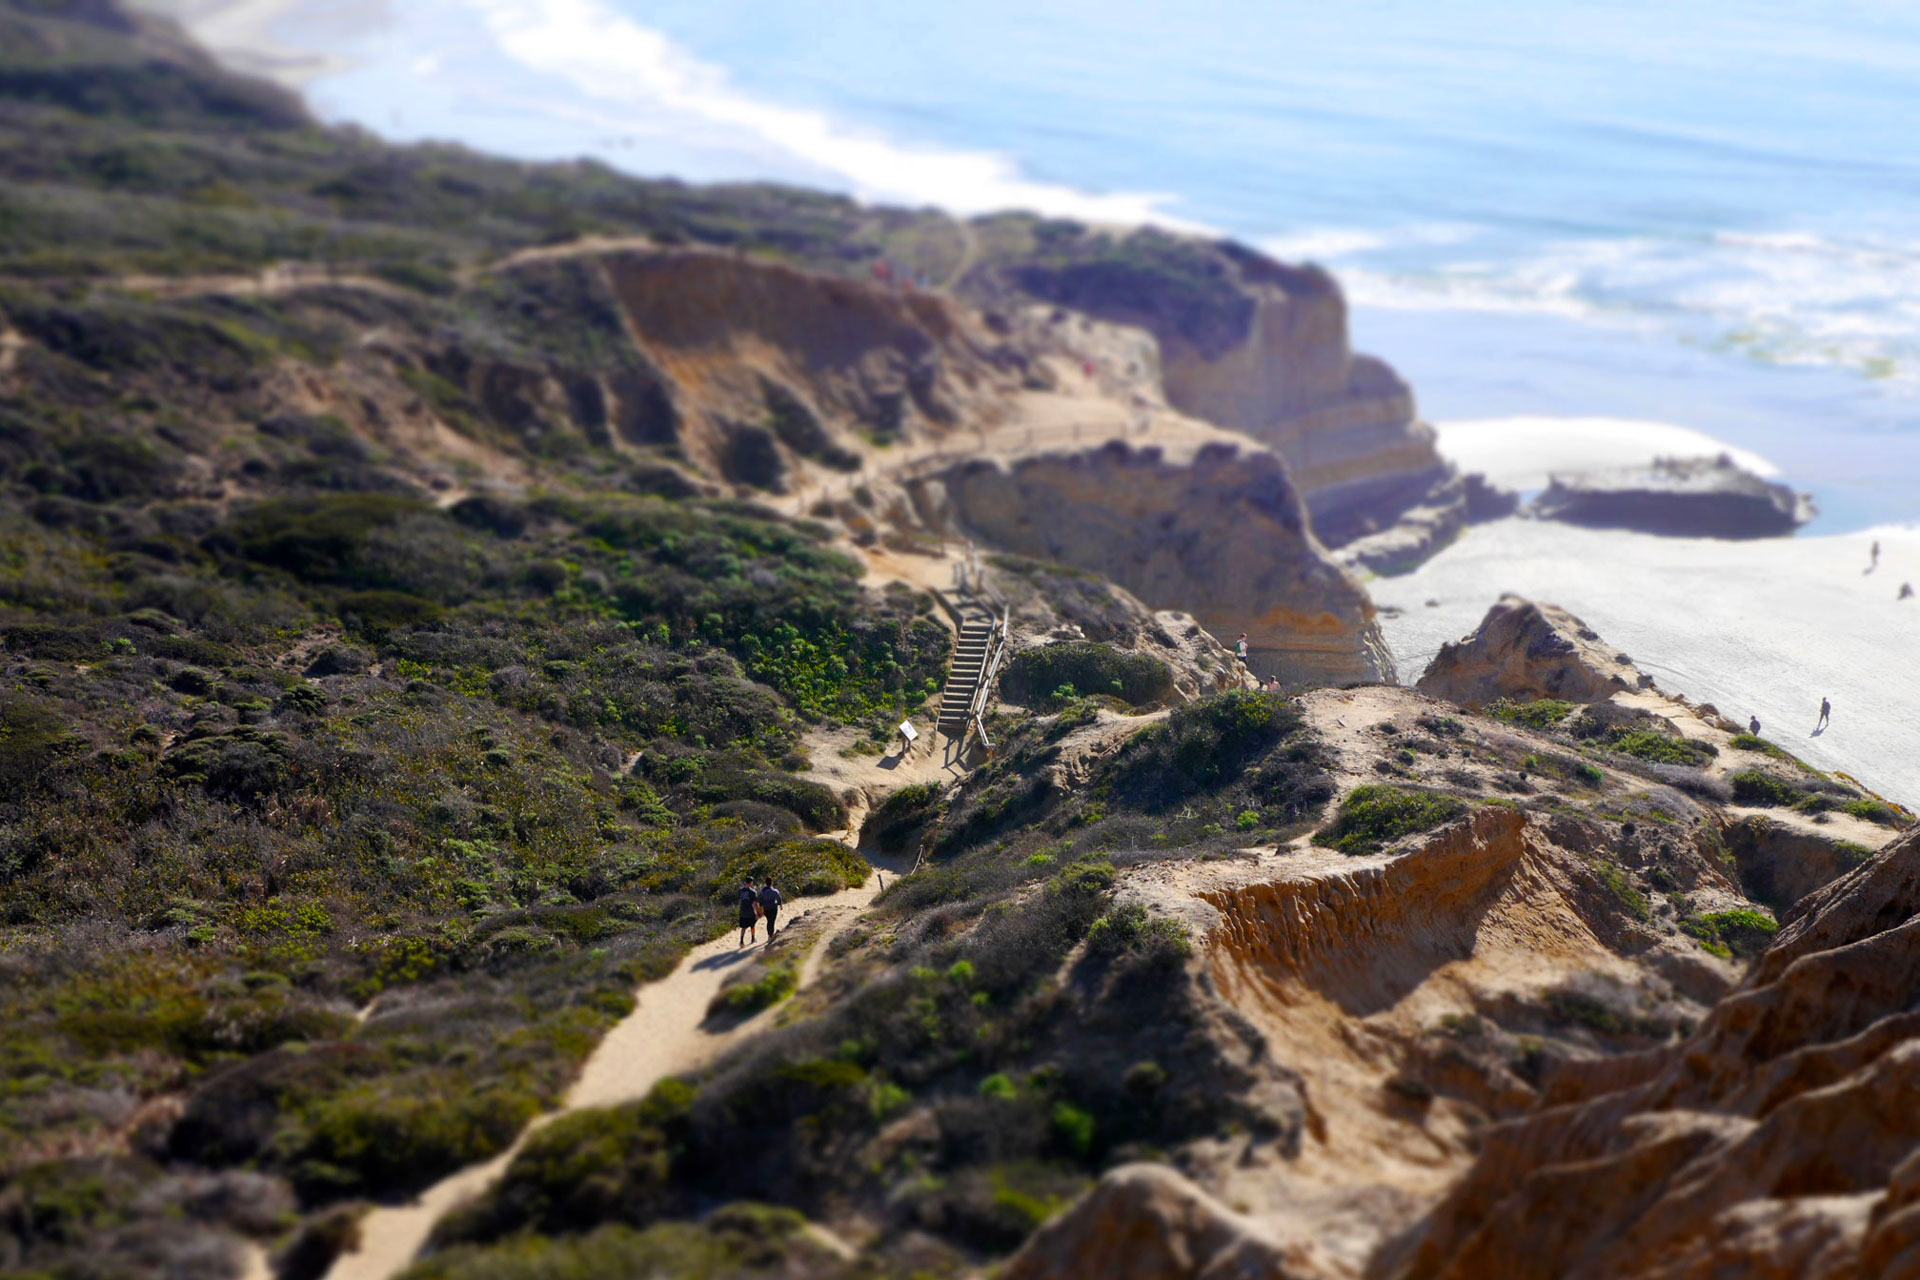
[462,0,1207,227]
[1328,227,1920,389]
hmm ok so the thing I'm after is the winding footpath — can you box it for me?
[321,879,882,1280]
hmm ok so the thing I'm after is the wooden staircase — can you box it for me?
[936,604,997,739]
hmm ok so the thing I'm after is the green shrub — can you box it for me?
[719,838,868,898]
[1841,797,1901,826]
[1730,769,1798,807]
[690,769,847,832]
[1607,730,1715,766]
[1107,690,1311,812]
[709,965,797,1018]
[433,1080,697,1245]
[1051,1102,1095,1159]
[1000,642,1173,708]
[1696,909,1778,959]
[1487,698,1574,730]
[862,780,944,852]
[1312,785,1466,855]
[1085,902,1192,968]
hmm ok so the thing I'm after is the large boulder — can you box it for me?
[1416,596,1649,710]
[1001,1163,1321,1280]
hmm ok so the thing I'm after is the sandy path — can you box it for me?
[323,882,881,1280]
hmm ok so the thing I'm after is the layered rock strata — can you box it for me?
[920,437,1395,688]
[981,233,1462,562]
[1378,825,1920,1279]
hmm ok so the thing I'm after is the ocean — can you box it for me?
[161,0,1920,529]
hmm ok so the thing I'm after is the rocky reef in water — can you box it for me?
[1532,455,1816,538]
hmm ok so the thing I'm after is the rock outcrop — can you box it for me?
[1417,595,1650,710]
[1001,1163,1320,1280]
[1532,455,1815,538]
[1377,825,1920,1280]
[972,231,1461,563]
[922,437,1395,687]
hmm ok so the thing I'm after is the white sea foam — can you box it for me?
[460,0,1206,227]
[1342,229,1920,387]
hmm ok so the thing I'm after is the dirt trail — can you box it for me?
[323,881,882,1280]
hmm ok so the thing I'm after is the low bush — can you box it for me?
[1730,769,1798,807]
[1313,785,1466,856]
[1106,690,1310,813]
[1084,903,1191,970]
[688,769,847,832]
[709,966,798,1018]
[718,839,868,898]
[1000,642,1173,708]
[861,780,945,853]
[1606,730,1715,766]
[1694,908,1779,959]
[1487,698,1574,730]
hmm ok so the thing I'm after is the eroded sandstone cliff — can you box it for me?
[967,230,1463,569]
[922,438,1394,688]
[1379,824,1920,1279]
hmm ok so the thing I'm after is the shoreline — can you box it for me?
[1373,520,1920,806]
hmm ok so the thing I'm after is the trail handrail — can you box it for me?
[963,608,1011,755]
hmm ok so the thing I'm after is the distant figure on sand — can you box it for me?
[737,880,760,946]
[758,879,783,942]
[1866,540,1881,574]
[1749,715,1761,736]
[1236,633,1249,662]
[1814,697,1832,733]
[1901,582,1915,600]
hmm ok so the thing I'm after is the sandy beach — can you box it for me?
[1374,518,1920,805]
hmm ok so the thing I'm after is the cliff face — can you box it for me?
[1382,824,1920,1280]
[976,232,1461,565]
[594,248,1015,488]
[921,437,1395,688]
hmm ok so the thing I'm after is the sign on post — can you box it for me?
[898,720,919,754]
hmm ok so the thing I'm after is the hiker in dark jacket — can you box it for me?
[758,879,783,941]
[737,880,760,946]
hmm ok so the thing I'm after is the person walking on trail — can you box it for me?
[737,880,761,946]
[1866,540,1881,574]
[1814,697,1832,733]
[1236,633,1249,663]
[1749,715,1762,736]
[758,879,783,942]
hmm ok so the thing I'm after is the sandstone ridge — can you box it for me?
[1379,824,1920,1279]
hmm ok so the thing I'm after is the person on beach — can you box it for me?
[1901,582,1915,600]
[758,878,783,942]
[737,880,760,946]
[1866,541,1881,574]
[1814,697,1832,733]
[1749,715,1762,736]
